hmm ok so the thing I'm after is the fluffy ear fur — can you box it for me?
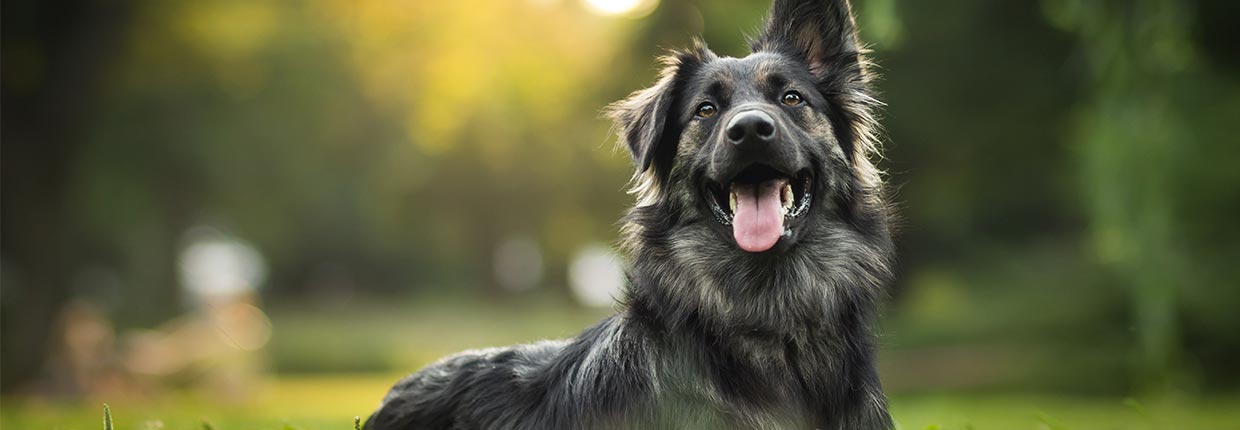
[751,0,862,79]
[607,42,714,176]
[608,70,675,174]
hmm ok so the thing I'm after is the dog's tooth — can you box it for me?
[782,182,794,209]
[729,189,737,213]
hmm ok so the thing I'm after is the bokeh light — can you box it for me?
[568,244,625,307]
[582,0,658,18]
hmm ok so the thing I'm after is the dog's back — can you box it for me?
[366,316,656,429]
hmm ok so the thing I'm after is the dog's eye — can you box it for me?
[782,91,803,106]
[696,102,717,118]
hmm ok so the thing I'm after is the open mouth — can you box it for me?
[705,165,813,252]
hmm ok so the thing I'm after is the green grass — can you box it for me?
[1,374,395,430]
[888,393,1239,430]
[7,296,1236,429]
[3,375,1237,430]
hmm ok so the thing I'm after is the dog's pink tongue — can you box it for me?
[732,179,786,253]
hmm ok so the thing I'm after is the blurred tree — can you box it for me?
[1046,0,1240,391]
[1,0,132,392]
[878,0,1081,287]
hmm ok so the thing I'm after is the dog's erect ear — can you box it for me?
[751,0,861,78]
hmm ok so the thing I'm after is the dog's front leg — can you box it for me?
[822,377,894,430]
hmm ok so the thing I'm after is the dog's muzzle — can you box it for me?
[705,107,813,253]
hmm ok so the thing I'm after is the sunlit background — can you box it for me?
[3,0,1239,428]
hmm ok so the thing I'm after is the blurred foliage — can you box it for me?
[1042,0,1240,392]
[76,0,637,302]
[3,0,1239,401]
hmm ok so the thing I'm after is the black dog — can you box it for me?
[367,0,894,428]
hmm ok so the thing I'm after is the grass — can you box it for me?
[1,374,396,430]
[3,374,1237,430]
[888,393,1239,430]
[6,295,1236,429]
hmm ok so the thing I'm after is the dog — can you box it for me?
[366,0,894,428]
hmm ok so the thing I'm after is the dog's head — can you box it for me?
[610,0,892,332]
[611,0,886,255]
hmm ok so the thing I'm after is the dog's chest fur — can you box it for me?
[565,308,876,429]
[647,332,823,429]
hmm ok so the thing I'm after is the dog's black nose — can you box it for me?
[725,110,777,148]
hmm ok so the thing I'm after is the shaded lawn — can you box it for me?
[3,374,1237,430]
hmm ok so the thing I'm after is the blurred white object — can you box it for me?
[179,226,267,302]
[568,244,625,307]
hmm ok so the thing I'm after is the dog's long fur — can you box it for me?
[366,1,894,428]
